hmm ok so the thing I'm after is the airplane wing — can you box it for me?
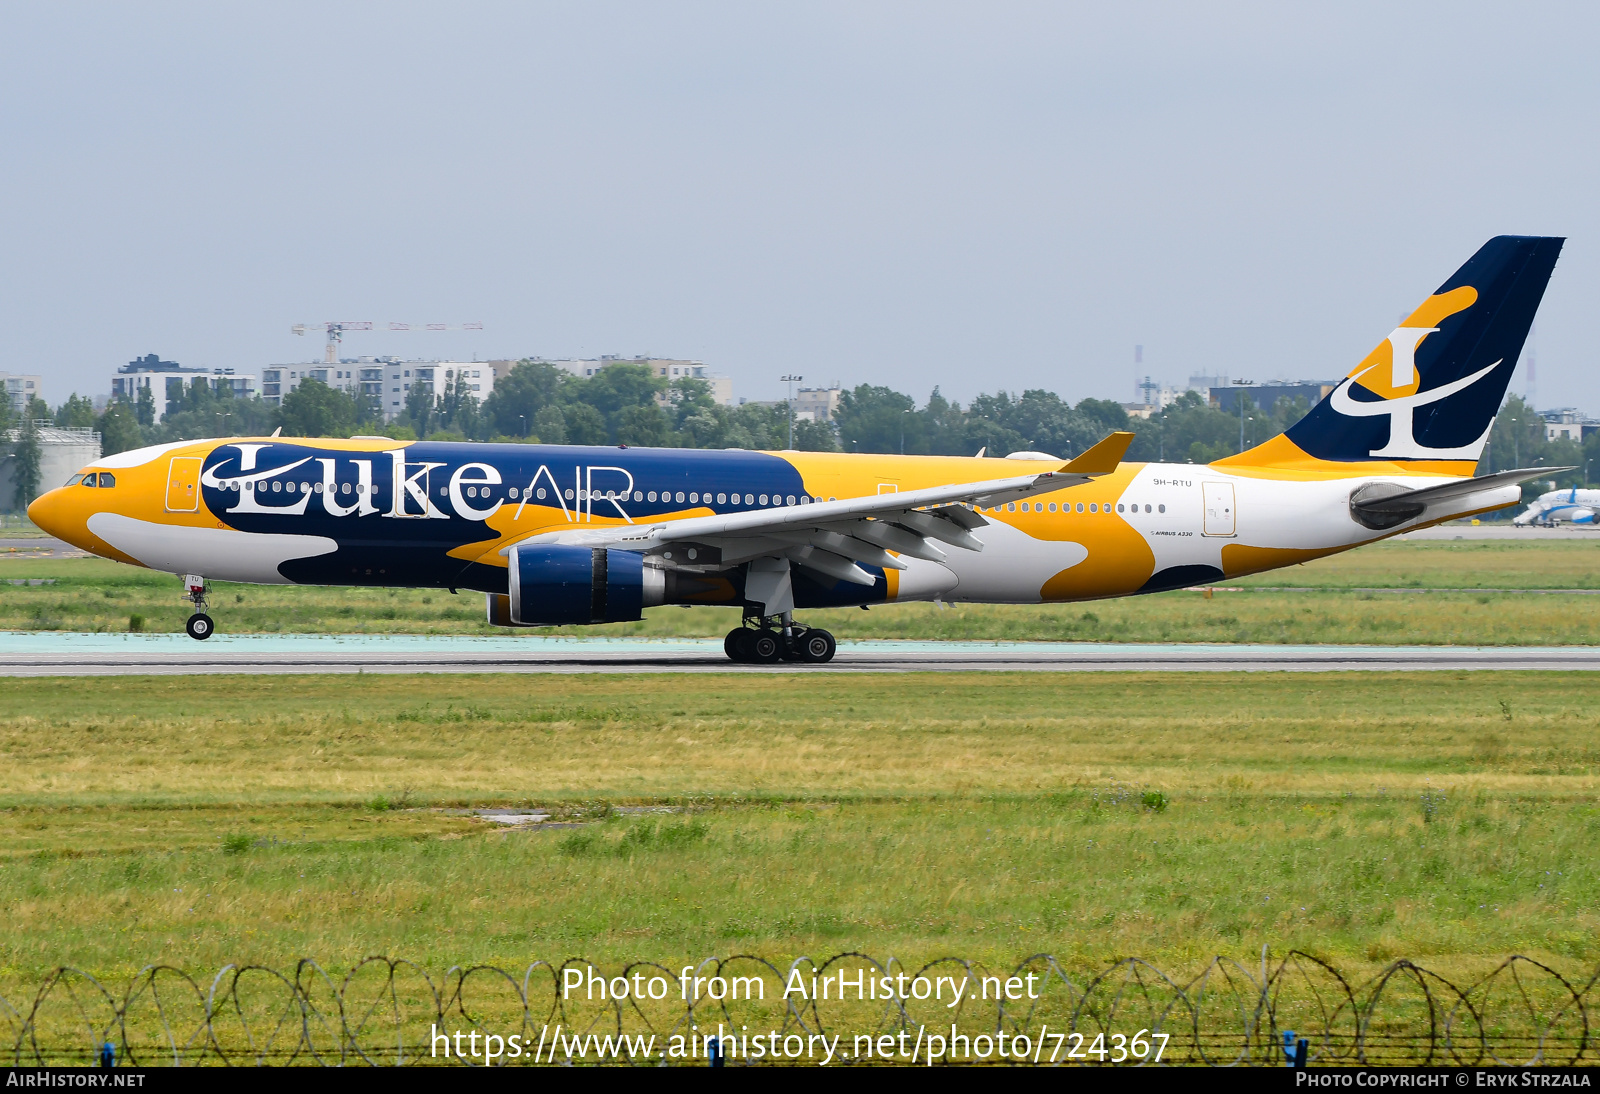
[504,432,1135,586]
[1351,466,1575,530]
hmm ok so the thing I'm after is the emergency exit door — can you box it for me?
[1202,481,1236,536]
[165,457,202,512]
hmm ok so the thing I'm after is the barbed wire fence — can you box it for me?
[2,951,1594,1066]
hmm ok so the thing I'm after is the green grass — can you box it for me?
[3,539,1600,643]
[2,671,1598,992]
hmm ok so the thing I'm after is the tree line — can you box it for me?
[8,360,1595,513]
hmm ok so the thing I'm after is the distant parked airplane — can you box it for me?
[29,236,1571,662]
[1514,487,1600,527]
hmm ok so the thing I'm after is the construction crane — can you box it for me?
[291,321,485,364]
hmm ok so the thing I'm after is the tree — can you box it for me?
[400,383,435,439]
[22,395,49,422]
[96,400,145,457]
[793,417,838,452]
[563,403,607,446]
[533,405,567,445]
[836,385,920,454]
[10,417,41,512]
[437,372,485,439]
[54,394,97,429]
[278,379,359,438]
[483,361,568,437]
[615,402,671,447]
[134,385,156,428]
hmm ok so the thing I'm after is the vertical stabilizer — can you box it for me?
[1218,235,1563,475]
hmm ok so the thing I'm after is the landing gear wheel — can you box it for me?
[726,628,758,663]
[186,613,215,641]
[748,630,782,663]
[798,628,836,663]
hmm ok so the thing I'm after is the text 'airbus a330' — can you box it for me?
[29,235,1568,663]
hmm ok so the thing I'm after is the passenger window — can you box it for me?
[1158,504,1166,513]
[98,473,115,488]
[1089,503,1098,513]
[1076,503,1084,513]
[1006,502,1016,512]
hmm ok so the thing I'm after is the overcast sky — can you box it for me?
[2,2,1595,410]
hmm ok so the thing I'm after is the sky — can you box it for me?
[1,2,1596,411]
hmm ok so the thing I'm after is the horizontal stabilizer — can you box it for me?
[1063,432,1135,474]
[1349,467,1571,530]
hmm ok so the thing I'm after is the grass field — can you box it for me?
[2,539,1598,644]
[2,670,1598,994]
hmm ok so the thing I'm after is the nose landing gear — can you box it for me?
[723,614,836,664]
[182,574,214,641]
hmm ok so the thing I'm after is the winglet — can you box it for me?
[1062,431,1134,474]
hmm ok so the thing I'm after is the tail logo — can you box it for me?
[1327,324,1502,460]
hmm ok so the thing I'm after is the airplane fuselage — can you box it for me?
[29,436,1519,612]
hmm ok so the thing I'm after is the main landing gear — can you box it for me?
[182,574,214,641]
[723,613,836,664]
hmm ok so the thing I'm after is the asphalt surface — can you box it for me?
[2,634,1595,675]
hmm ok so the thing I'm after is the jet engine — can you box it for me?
[490,544,664,626]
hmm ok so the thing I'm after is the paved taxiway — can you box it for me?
[2,633,1595,675]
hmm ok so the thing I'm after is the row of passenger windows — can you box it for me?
[70,473,116,488]
[991,500,1167,515]
[205,480,829,508]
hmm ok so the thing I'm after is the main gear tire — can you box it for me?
[185,613,215,641]
[725,628,756,663]
[748,630,782,663]
[798,628,836,663]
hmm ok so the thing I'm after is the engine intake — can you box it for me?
[500,544,662,626]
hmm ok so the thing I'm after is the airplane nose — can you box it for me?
[27,487,70,540]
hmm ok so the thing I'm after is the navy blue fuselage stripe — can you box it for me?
[198,442,866,600]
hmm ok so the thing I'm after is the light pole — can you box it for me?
[1232,380,1254,453]
[780,374,803,450]
[519,414,526,439]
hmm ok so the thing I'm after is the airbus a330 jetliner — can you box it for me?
[29,236,1567,663]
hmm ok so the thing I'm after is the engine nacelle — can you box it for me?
[491,545,663,626]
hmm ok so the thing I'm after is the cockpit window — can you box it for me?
[65,474,84,487]
[79,473,97,488]
[97,473,115,488]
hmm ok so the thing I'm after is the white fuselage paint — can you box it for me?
[87,512,339,584]
[895,464,1516,605]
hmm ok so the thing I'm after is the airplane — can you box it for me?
[1514,487,1600,527]
[28,235,1569,663]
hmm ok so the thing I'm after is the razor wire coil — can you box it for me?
[2,951,1593,1066]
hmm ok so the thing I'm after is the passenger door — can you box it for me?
[1202,481,1236,536]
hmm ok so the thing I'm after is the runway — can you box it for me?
[1,632,1595,675]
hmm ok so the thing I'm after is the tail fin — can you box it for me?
[1217,235,1564,475]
